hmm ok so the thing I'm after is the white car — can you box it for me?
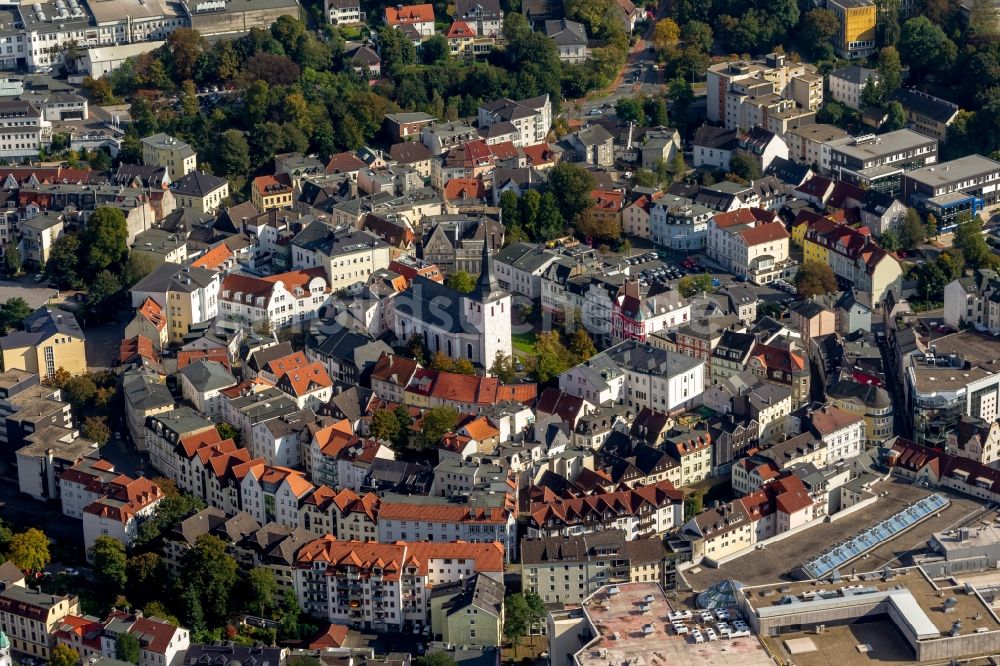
[706,628,718,641]
[691,629,704,644]
[671,623,689,635]
[668,610,692,621]
[699,611,713,623]
[716,622,732,638]
[714,609,730,621]
[729,628,751,638]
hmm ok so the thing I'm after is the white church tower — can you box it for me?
[466,229,512,366]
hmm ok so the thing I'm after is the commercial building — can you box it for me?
[830,130,938,195]
[0,581,79,660]
[902,154,1000,225]
[827,0,877,59]
[0,101,50,160]
[827,65,879,110]
[705,54,823,129]
[130,262,220,344]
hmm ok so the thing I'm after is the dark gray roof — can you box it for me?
[291,222,388,256]
[544,18,587,44]
[170,171,228,197]
[0,307,83,350]
[602,339,704,376]
[132,262,218,295]
[179,360,236,393]
[765,156,812,186]
[890,88,960,125]
[829,65,877,86]
[693,124,738,150]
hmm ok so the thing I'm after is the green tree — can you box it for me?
[422,34,450,64]
[878,46,903,97]
[860,77,882,108]
[370,409,401,442]
[883,100,907,131]
[668,78,695,125]
[166,28,206,81]
[45,234,82,289]
[420,406,459,449]
[880,229,902,251]
[82,416,111,445]
[500,190,522,241]
[489,351,516,383]
[535,192,565,240]
[415,653,457,666]
[181,584,206,633]
[116,632,141,664]
[49,643,79,666]
[63,374,97,409]
[379,26,417,76]
[680,20,713,52]
[615,97,645,123]
[800,8,839,59]
[898,17,956,82]
[926,213,938,238]
[652,18,680,53]
[218,129,251,179]
[136,493,206,547]
[900,208,927,248]
[89,270,122,316]
[90,536,126,600]
[504,593,530,655]
[794,261,838,297]
[122,252,155,288]
[534,331,575,382]
[406,334,429,365]
[127,552,163,607]
[183,534,238,627]
[180,79,199,117]
[446,270,476,294]
[2,241,20,276]
[568,325,597,361]
[8,528,49,572]
[729,151,761,181]
[246,567,277,617]
[84,207,128,273]
[548,162,597,224]
[0,298,32,332]
[954,213,992,267]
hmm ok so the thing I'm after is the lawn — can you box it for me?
[512,331,538,355]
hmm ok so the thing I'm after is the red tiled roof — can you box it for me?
[177,348,230,370]
[528,479,682,528]
[137,297,166,331]
[737,221,789,246]
[385,3,434,24]
[447,20,475,38]
[277,360,332,397]
[444,177,487,201]
[326,152,367,174]
[521,143,556,166]
[713,207,777,229]
[590,189,624,211]
[253,173,293,195]
[191,242,233,271]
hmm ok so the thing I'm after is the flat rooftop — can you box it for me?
[575,583,774,666]
[762,620,919,665]
[932,523,1000,551]
[909,365,994,393]
[921,329,1000,366]
[833,130,935,161]
[905,154,1000,189]
[681,480,984,592]
[744,567,1000,635]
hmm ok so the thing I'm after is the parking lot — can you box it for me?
[680,479,986,592]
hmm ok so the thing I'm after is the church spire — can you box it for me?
[473,222,503,302]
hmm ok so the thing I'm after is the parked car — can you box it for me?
[706,628,718,641]
[668,610,692,621]
[588,108,603,116]
[691,629,704,644]
[671,623,689,635]
[715,609,730,621]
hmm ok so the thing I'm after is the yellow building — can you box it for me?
[141,133,197,182]
[0,308,87,378]
[252,173,295,212]
[828,0,877,60]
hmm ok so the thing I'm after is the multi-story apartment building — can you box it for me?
[98,611,189,666]
[169,171,230,214]
[293,538,504,630]
[290,223,391,292]
[611,281,691,343]
[18,211,62,268]
[375,493,517,561]
[827,65,879,110]
[477,95,551,147]
[141,133,196,182]
[944,269,1000,333]
[891,89,960,141]
[826,378,893,445]
[801,217,903,302]
[648,194,713,250]
[706,53,823,129]
[706,208,796,285]
[747,341,811,407]
[902,154,1000,225]
[131,262,220,344]
[0,581,79,661]
[520,531,667,605]
[219,268,330,333]
[559,340,705,413]
[0,100,50,160]
[81,475,163,554]
[526,479,684,539]
[785,124,850,174]
[828,0,877,59]
[325,0,364,24]
[806,404,866,465]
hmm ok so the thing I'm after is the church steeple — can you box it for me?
[473,222,504,302]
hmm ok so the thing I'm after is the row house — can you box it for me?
[802,217,903,303]
[526,479,684,539]
[308,420,395,490]
[376,492,517,561]
[611,280,691,343]
[706,208,796,285]
[219,268,331,333]
[293,538,504,630]
[681,472,815,564]
[944,269,1000,334]
[559,340,705,414]
[81,476,163,555]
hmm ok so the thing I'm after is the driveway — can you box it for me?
[83,310,129,371]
